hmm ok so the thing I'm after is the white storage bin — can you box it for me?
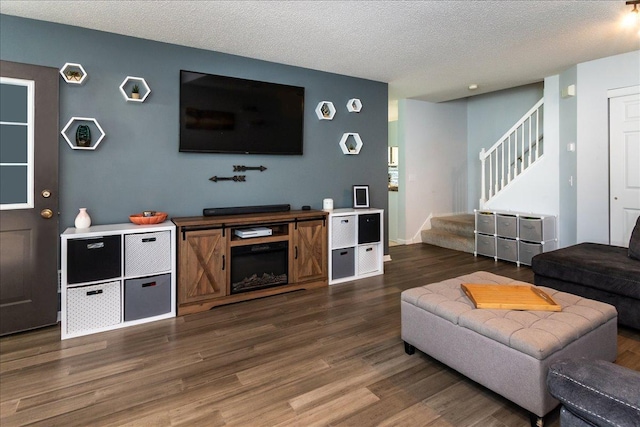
[67,281,121,334]
[331,215,356,248]
[125,231,171,276]
[358,244,380,274]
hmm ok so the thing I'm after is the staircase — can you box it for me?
[479,98,544,208]
[421,214,475,253]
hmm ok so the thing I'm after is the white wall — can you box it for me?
[397,99,467,243]
[576,50,640,243]
[483,77,560,222]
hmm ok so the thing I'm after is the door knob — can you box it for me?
[40,208,53,219]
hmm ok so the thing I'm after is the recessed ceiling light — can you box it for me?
[468,84,479,90]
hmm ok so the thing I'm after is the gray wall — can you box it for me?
[466,83,544,210]
[0,15,389,252]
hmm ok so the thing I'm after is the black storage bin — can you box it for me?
[67,235,121,284]
[358,213,381,244]
[331,248,355,280]
[124,273,171,321]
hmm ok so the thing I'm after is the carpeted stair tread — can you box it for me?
[421,214,475,254]
[421,229,475,253]
[429,214,475,238]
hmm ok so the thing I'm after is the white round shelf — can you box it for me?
[119,76,151,102]
[61,117,106,150]
[59,63,87,85]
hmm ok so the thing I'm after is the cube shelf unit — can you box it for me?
[328,208,384,284]
[474,209,557,266]
[60,221,176,339]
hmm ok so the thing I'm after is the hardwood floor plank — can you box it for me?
[0,243,636,426]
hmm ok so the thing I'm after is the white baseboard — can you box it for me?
[384,254,392,262]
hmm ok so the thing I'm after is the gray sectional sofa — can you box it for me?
[532,217,640,330]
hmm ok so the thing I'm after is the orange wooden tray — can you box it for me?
[461,283,561,311]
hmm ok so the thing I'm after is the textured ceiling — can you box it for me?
[2,1,639,102]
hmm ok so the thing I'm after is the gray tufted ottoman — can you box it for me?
[401,271,618,426]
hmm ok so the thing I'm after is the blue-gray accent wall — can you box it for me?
[1,15,389,253]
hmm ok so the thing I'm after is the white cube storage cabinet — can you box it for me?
[474,209,557,266]
[61,222,176,339]
[328,208,384,284]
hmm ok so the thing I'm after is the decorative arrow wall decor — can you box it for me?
[233,165,267,172]
[209,175,246,183]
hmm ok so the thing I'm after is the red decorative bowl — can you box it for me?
[129,212,168,225]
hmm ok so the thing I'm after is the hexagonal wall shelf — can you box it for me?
[59,63,87,85]
[339,132,363,155]
[347,98,362,113]
[119,76,151,102]
[61,117,106,150]
[315,101,336,120]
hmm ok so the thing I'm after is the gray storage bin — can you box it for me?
[496,237,518,262]
[124,273,171,321]
[125,231,171,277]
[331,247,355,280]
[496,214,517,239]
[476,212,495,235]
[476,233,496,257]
[518,241,543,265]
[519,217,544,242]
[331,215,356,248]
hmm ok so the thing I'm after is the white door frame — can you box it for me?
[608,85,640,246]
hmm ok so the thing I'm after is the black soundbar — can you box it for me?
[203,204,291,217]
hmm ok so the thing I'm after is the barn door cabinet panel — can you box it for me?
[61,222,176,340]
[173,210,328,315]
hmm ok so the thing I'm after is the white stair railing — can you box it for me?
[479,98,543,208]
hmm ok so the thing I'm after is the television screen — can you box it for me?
[179,70,304,155]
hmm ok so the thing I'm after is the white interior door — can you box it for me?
[609,89,640,247]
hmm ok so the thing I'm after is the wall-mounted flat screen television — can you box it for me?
[179,70,305,155]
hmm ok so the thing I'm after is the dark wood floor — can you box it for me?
[1,244,638,426]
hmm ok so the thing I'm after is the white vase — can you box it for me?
[74,208,91,229]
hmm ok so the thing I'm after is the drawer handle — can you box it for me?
[142,281,157,287]
[340,251,348,255]
[523,225,535,230]
[366,247,373,252]
[341,219,349,223]
[86,242,104,250]
[142,237,157,243]
[86,289,103,296]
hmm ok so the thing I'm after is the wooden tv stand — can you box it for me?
[172,210,328,315]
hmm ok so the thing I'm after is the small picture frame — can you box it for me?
[353,185,370,209]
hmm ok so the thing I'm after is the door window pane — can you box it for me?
[0,78,34,210]
[0,83,28,123]
[0,166,28,205]
[0,124,28,163]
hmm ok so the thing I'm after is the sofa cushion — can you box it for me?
[547,358,640,427]
[531,243,640,300]
[629,216,640,261]
[401,271,617,360]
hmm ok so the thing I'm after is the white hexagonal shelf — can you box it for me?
[339,132,363,155]
[315,101,336,120]
[61,117,106,150]
[347,98,362,113]
[119,76,151,102]
[59,63,87,85]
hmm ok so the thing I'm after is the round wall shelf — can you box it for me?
[59,63,87,85]
[61,117,106,150]
[315,101,336,120]
[119,76,151,102]
[339,133,363,155]
[347,98,362,113]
